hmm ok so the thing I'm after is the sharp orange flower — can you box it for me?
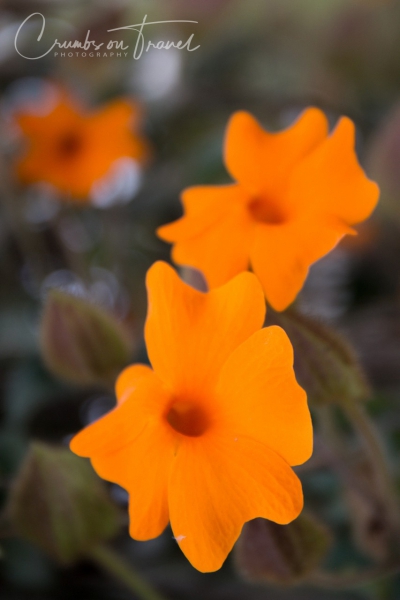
[15,87,150,202]
[70,261,312,572]
[157,108,380,311]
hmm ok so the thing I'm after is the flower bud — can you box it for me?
[40,289,132,386]
[268,308,369,406]
[6,443,120,564]
[235,514,330,585]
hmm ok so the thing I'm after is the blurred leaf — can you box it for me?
[268,308,370,406]
[6,442,120,565]
[40,289,132,387]
[235,513,331,585]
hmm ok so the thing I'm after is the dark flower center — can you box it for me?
[166,400,209,437]
[57,132,83,159]
[248,196,287,225]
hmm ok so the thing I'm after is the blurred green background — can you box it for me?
[2,0,400,598]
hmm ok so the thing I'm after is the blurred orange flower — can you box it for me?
[158,109,379,311]
[15,88,150,202]
[70,261,312,572]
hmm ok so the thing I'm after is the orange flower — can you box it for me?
[15,88,150,202]
[70,261,312,572]
[157,109,380,311]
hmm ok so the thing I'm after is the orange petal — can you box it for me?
[16,98,83,185]
[70,365,174,540]
[158,184,247,241]
[90,99,141,129]
[286,116,380,224]
[224,108,329,197]
[16,98,80,137]
[126,420,174,540]
[16,151,50,185]
[15,92,149,200]
[170,205,254,288]
[145,262,265,395]
[93,420,174,540]
[158,185,254,288]
[168,433,303,572]
[115,363,155,404]
[250,217,351,311]
[16,113,44,136]
[88,99,150,164]
[216,326,312,466]
[70,365,169,457]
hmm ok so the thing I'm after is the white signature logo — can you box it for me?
[15,13,200,60]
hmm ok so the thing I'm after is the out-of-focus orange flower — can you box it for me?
[15,88,150,202]
[158,109,379,311]
[70,261,312,572]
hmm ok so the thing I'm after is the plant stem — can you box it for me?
[88,544,168,600]
[343,401,399,528]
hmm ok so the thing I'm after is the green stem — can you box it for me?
[88,544,168,600]
[343,401,399,528]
